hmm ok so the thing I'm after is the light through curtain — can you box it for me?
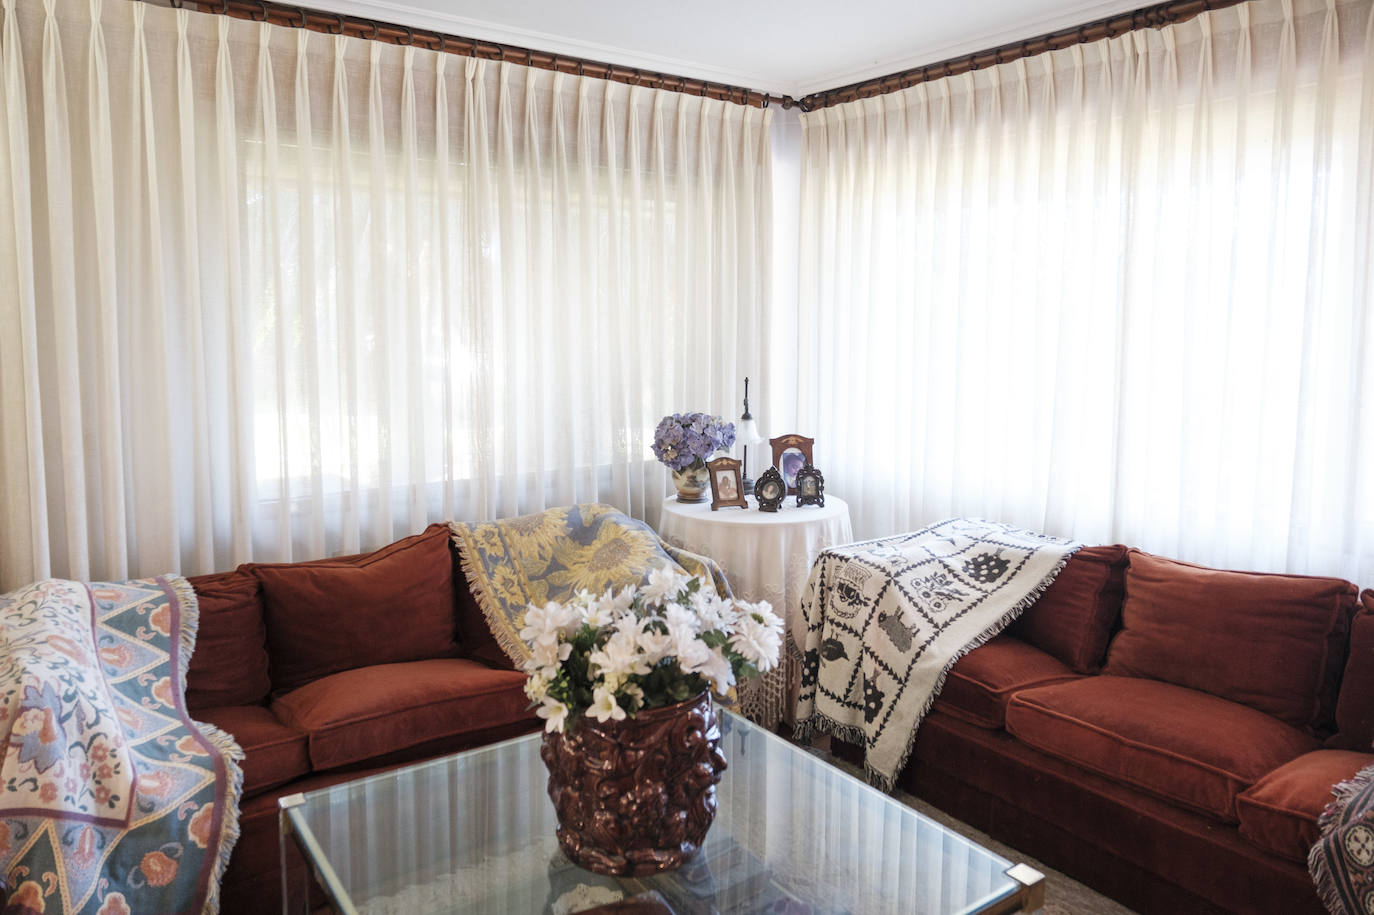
[0,0,772,589]
[796,0,1374,580]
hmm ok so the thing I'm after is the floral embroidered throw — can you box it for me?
[450,503,730,666]
[0,577,242,915]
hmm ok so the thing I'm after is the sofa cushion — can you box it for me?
[1103,550,1356,732]
[271,658,534,772]
[1006,676,1320,822]
[452,539,516,671]
[1329,593,1374,751]
[1236,749,1374,863]
[194,705,309,800]
[185,569,272,710]
[1011,545,1127,674]
[253,524,460,693]
[937,636,1082,730]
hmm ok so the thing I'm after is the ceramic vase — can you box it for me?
[540,692,727,876]
[670,461,711,503]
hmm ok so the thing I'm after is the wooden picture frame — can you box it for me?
[770,434,815,495]
[707,456,748,510]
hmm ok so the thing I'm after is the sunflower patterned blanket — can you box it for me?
[0,577,242,915]
[450,503,730,666]
[794,518,1079,791]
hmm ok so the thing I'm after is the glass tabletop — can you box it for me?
[281,710,1029,914]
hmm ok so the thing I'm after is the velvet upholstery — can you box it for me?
[1011,544,1128,673]
[903,711,1326,915]
[1329,593,1374,751]
[1104,550,1356,732]
[185,569,272,709]
[453,548,517,671]
[194,705,309,799]
[1006,676,1320,822]
[270,658,534,771]
[1236,749,1374,863]
[936,636,1082,730]
[252,523,460,693]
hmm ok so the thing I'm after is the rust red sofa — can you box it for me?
[185,523,538,911]
[890,545,1374,914]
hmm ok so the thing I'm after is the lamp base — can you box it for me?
[741,474,756,497]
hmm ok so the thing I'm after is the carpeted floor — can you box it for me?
[808,747,1139,915]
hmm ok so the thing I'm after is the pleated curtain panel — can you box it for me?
[796,0,1374,581]
[0,0,772,589]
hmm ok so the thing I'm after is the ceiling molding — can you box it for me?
[288,0,794,93]
[788,0,1147,97]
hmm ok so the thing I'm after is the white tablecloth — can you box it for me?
[657,495,854,728]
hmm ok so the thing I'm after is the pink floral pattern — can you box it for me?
[0,580,135,824]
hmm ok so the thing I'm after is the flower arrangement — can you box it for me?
[520,568,782,733]
[651,413,736,472]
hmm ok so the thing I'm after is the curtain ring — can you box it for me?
[252,1,267,22]
[526,49,534,67]
[497,45,507,60]
[700,81,708,98]
[367,20,380,40]
[399,25,413,45]
[218,0,230,12]
[294,8,307,28]
[328,13,343,34]
[577,61,585,78]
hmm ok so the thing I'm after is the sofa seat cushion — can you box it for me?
[186,569,272,709]
[1011,545,1128,674]
[936,636,1082,730]
[1104,550,1356,733]
[1006,676,1320,823]
[1236,750,1374,863]
[253,523,461,693]
[194,705,309,799]
[271,658,534,772]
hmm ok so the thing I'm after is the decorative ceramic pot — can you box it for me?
[540,691,727,876]
[670,460,711,503]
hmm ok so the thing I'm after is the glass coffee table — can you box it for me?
[280,710,1043,914]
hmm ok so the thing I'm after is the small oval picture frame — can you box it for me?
[707,456,748,511]
[795,463,825,508]
[754,466,786,512]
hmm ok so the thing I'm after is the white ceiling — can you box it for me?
[298,0,1151,98]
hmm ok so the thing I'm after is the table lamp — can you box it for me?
[737,377,765,495]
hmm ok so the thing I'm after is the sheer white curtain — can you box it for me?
[0,0,772,589]
[797,0,1374,580]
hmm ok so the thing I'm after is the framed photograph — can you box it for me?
[707,456,748,511]
[769,434,815,495]
[795,463,825,507]
[754,466,786,512]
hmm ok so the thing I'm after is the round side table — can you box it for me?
[657,494,854,729]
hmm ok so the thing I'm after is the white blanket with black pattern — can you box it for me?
[793,518,1079,791]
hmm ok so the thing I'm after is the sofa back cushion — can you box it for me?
[1328,591,1374,751]
[1011,544,1127,674]
[1103,550,1356,732]
[253,523,460,693]
[185,568,272,709]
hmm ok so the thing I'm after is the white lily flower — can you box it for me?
[587,686,627,723]
[537,698,569,734]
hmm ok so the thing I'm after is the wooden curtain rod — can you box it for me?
[183,0,796,109]
[798,0,1245,111]
[180,0,1238,113]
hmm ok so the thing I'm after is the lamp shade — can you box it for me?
[737,417,764,446]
